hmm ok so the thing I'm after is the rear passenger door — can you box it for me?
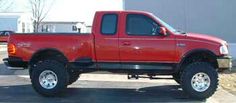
[94,13,120,68]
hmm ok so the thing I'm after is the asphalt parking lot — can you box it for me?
[0,45,236,103]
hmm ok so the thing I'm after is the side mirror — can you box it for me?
[159,27,167,36]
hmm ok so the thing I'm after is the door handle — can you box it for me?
[122,41,131,46]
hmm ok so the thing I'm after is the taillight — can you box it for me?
[8,43,16,55]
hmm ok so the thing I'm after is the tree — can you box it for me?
[0,0,13,12]
[28,0,54,32]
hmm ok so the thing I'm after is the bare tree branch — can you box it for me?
[28,0,54,32]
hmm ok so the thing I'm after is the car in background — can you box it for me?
[0,31,14,42]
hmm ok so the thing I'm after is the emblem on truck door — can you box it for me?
[176,43,186,47]
[17,42,31,47]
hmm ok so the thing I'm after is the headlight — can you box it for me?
[220,45,229,55]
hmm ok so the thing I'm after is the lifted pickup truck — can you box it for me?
[3,11,232,99]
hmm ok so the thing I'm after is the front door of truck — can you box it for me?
[94,13,120,68]
[119,13,176,63]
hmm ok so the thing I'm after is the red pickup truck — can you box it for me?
[3,11,232,99]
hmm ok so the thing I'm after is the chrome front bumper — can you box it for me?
[217,56,232,70]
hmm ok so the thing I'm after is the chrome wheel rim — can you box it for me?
[39,70,58,89]
[191,72,210,92]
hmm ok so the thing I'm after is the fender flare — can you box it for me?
[176,48,217,71]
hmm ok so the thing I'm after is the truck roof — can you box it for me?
[96,10,150,14]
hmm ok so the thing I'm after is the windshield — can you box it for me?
[150,14,179,34]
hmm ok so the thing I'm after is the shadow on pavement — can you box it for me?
[0,84,205,103]
[0,63,28,75]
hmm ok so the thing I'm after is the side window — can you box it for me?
[126,14,159,36]
[101,14,118,35]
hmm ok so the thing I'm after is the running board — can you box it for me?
[127,74,173,80]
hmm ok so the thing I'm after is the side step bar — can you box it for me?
[127,74,173,80]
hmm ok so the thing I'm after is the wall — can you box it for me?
[0,18,17,31]
[17,14,33,33]
[39,22,87,33]
[0,13,33,33]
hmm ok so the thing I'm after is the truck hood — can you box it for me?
[185,32,227,45]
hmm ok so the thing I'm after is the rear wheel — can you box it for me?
[181,62,218,99]
[31,60,69,97]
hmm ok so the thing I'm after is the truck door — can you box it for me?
[94,13,120,68]
[119,13,176,63]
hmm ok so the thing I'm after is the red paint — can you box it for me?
[7,11,227,63]
[0,36,8,42]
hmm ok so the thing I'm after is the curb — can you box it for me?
[0,48,7,52]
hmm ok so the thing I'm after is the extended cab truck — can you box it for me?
[3,11,232,99]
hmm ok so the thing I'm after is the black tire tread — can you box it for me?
[180,62,218,99]
[31,60,69,97]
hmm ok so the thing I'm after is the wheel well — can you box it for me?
[29,49,68,66]
[178,50,218,72]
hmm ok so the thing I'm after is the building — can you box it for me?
[0,12,33,33]
[39,21,87,33]
[86,26,92,33]
[124,0,236,58]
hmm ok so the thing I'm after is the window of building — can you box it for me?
[72,25,77,31]
[78,28,81,33]
[101,14,118,35]
[41,25,54,32]
[126,14,160,36]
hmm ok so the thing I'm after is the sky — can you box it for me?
[7,0,123,25]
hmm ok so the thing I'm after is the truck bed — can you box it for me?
[8,33,94,62]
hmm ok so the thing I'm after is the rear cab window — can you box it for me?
[101,14,118,35]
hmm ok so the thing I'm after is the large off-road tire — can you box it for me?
[31,60,69,97]
[172,73,181,84]
[181,62,218,99]
[68,72,80,85]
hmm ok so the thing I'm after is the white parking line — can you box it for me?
[18,75,30,78]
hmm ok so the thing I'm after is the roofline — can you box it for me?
[96,10,150,14]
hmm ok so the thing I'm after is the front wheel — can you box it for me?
[181,62,218,99]
[31,60,69,96]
